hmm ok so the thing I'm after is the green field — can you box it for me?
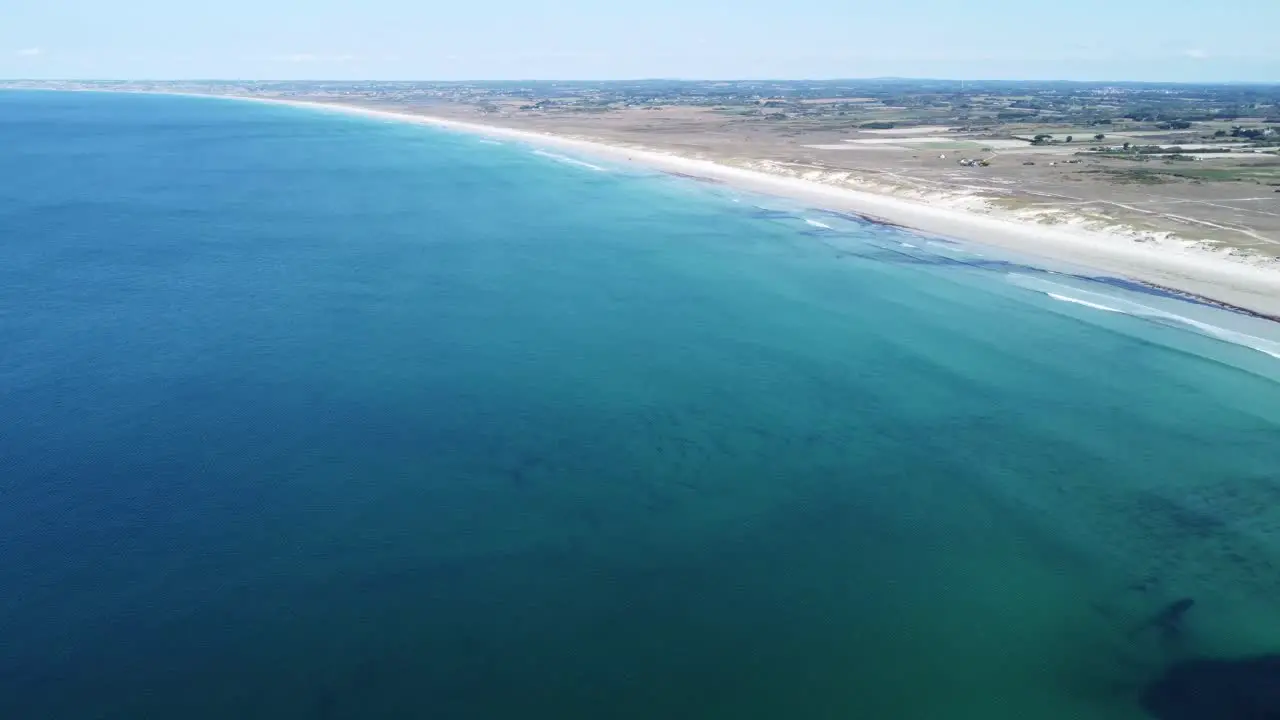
[1086,164,1280,184]
[1161,166,1280,182]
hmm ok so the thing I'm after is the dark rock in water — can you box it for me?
[1140,655,1280,719]
[1153,598,1195,638]
[1131,597,1195,642]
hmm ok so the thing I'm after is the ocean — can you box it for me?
[2,90,1279,719]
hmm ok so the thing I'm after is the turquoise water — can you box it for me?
[2,91,1279,719]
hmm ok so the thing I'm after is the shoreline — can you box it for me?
[40,89,1279,318]
[250,96,1280,317]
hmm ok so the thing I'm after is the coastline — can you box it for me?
[63,89,1280,318]
[252,96,1280,317]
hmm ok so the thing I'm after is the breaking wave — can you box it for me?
[1013,275,1280,361]
[1047,293,1122,313]
[532,150,605,172]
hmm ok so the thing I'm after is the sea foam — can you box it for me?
[1047,292,1123,314]
[1014,275,1280,361]
[532,150,605,171]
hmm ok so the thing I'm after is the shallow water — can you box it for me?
[2,91,1279,719]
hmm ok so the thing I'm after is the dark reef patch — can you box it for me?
[1141,655,1280,719]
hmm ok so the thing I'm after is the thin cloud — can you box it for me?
[1183,49,1209,60]
[16,47,42,56]
[271,53,356,63]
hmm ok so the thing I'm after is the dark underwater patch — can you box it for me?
[1141,655,1280,719]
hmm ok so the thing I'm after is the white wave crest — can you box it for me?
[1047,293,1122,313]
[532,150,605,171]
[1166,312,1280,360]
[805,219,833,229]
[1010,274,1280,361]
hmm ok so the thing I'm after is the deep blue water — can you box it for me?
[2,91,1280,719]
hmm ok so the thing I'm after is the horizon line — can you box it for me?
[5,77,1280,87]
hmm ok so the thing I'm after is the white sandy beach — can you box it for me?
[240,96,1280,317]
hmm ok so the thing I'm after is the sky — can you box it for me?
[4,0,1279,82]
